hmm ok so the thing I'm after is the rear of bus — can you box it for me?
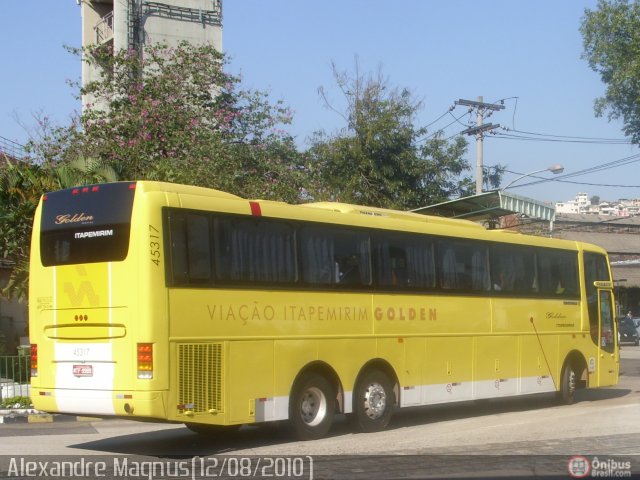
[29,181,168,419]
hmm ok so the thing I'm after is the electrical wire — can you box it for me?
[504,152,640,190]
[491,131,632,144]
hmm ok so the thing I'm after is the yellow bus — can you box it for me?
[29,181,618,440]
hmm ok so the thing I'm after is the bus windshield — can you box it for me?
[40,182,136,266]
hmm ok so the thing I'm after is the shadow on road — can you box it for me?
[68,387,632,457]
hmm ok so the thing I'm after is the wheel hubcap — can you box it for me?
[363,382,387,420]
[568,369,576,394]
[300,387,327,426]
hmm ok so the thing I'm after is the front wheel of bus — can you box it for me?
[557,363,577,405]
[351,369,395,433]
[289,373,335,441]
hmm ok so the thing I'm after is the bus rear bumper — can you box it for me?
[31,388,168,420]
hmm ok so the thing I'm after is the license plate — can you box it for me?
[72,365,93,377]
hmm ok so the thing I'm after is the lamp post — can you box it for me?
[501,164,564,191]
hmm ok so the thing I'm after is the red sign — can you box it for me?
[72,365,93,377]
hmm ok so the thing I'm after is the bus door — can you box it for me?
[596,287,618,386]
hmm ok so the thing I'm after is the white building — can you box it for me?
[555,192,591,214]
[556,193,640,217]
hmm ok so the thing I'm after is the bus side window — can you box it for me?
[437,241,489,292]
[490,246,536,294]
[186,214,212,282]
[538,250,578,297]
[300,227,371,287]
[168,212,188,285]
[167,212,212,285]
[373,234,435,289]
[215,218,296,283]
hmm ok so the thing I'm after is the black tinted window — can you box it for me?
[436,240,490,292]
[538,249,579,298]
[299,226,371,286]
[374,233,435,289]
[40,182,135,266]
[490,245,537,294]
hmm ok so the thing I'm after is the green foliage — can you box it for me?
[78,42,304,202]
[306,63,473,209]
[581,0,640,143]
[0,157,116,301]
[0,396,32,409]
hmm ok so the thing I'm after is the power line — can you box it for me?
[423,108,453,130]
[491,131,632,144]
[505,128,631,142]
[417,111,471,142]
[503,169,640,189]
[508,152,640,189]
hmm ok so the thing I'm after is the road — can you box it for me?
[0,349,638,479]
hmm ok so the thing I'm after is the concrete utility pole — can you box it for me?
[456,97,505,195]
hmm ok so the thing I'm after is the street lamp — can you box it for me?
[501,164,564,190]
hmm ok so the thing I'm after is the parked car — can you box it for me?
[618,317,640,346]
[632,317,640,336]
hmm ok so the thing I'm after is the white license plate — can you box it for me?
[72,365,93,377]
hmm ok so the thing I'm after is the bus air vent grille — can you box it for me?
[177,343,223,414]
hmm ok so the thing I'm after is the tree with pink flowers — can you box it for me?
[78,41,304,202]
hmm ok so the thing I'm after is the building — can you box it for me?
[80,0,223,104]
[555,192,591,214]
[556,192,640,217]
[552,213,640,316]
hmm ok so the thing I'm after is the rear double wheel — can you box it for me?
[289,373,336,440]
[351,369,395,433]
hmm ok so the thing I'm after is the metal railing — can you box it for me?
[0,355,30,402]
[95,11,114,44]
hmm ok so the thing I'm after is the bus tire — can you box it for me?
[351,369,394,433]
[184,423,240,435]
[289,373,335,441]
[557,362,577,405]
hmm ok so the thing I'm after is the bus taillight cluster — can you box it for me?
[137,343,153,379]
[30,344,38,377]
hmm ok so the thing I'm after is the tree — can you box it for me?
[591,195,601,205]
[1,42,304,301]
[77,42,304,202]
[305,62,474,210]
[0,157,117,301]
[581,0,640,143]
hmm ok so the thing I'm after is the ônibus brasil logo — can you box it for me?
[568,456,591,478]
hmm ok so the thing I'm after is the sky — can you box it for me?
[1,0,638,205]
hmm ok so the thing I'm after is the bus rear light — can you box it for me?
[137,343,153,379]
[30,344,38,377]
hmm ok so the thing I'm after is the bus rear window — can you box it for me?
[39,182,136,266]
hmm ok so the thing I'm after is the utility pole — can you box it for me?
[455,97,504,195]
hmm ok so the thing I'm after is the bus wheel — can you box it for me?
[289,373,335,441]
[184,423,240,435]
[351,369,394,433]
[557,362,577,405]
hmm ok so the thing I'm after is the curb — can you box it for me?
[0,413,101,424]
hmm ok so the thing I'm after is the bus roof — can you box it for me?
[132,181,606,254]
[298,202,484,229]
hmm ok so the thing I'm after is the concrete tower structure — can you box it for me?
[80,0,223,105]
